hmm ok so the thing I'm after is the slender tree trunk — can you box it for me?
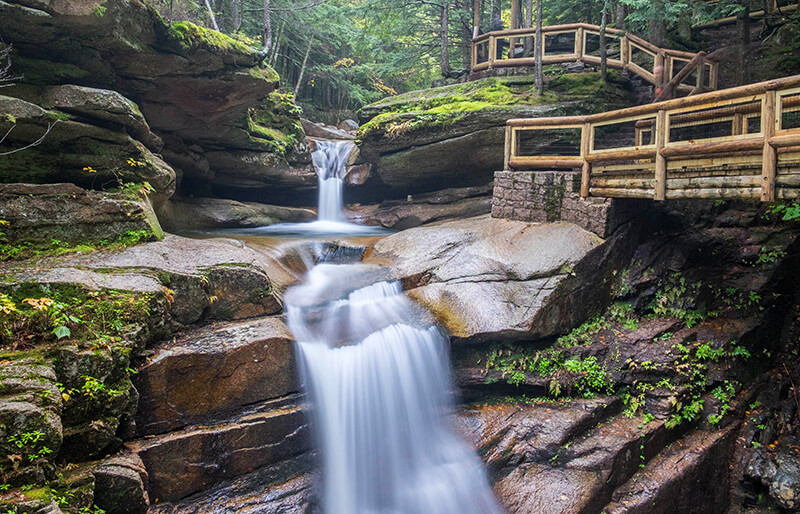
[460,0,472,67]
[524,0,533,55]
[535,0,543,95]
[269,21,285,67]
[441,1,451,76]
[648,0,665,45]
[204,0,220,31]
[615,1,625,28]
[736,0,751,85]
[262,0,272,54]
[600,0,608,82]
[295,35,314,97]
[231,0,242,32]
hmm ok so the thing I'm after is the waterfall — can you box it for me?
[285,263,503,514]
[312,140,355,222]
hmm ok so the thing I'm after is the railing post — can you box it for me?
[488,36,496,69]
[696,56,706,90]
[733,112,745,135]
[504,125,513,170]
[654,109,668,201]
[654,52,666,94]
[580,122,592,198]
[471,40,477,71]
[621,36,629,67]
[761,90,778,202]
[575,27,584,59]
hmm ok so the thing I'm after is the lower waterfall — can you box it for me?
[284,263,503,514]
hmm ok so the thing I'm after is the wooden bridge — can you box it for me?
[471,23,719,100]
[503,75,800,201]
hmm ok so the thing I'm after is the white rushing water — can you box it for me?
[285,263,503,514]
[230,139,388,237]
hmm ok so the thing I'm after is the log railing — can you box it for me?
[504,74,800,201]
[472,23,719,99]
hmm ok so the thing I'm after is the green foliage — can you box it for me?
[563,356,613,397]
[647,274,707,327]
[167,21,252,54]
[769,201,800,221]
[752,247,787,266]
[0,284,152,352]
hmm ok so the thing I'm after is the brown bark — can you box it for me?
[262,0,272,54]
[441,1,451,76]
[535,0,543,94]
[599,0,608,82]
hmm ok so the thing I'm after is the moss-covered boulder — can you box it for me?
[0,96,176,202]
[0,183,164,251]
[356,72,632,195]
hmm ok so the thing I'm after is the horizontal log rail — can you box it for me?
[503,74,800,202]
[471,23,719,100]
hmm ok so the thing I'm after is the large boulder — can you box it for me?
[365,215,633,342]
[355,73,633,195]
[0,95,176,202]
[0,183,164,244]
[156,196,315,231]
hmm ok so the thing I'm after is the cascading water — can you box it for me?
[223,139,387,237]
[312,140,355,223]
[285,263,503,513]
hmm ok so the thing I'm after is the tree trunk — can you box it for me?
[441,1,451,76]
[269,20,285,67]
[231,0,242,32]
[648,0,665,45]
[461,0,473,68]
[204,0,220,31]
[295,35,314,98]
[262,0,272,54]
[736,0,751,85]
[524,0,533,55]
[615,1,625,28]
[535,0,543,95]
[600,0,608,82]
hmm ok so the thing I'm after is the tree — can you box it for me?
[441,1,451,75]
[535,0,543,95]
[599,0,609,82]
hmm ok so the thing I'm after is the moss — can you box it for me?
[11,57,92,86]
[245,91,305,156]
[167,21,253,55]
[249,65,281,84]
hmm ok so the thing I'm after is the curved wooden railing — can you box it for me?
[472,23,719,99]
[503,74,800,202]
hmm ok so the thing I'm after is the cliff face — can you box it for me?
[0,0,314,205]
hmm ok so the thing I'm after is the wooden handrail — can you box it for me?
[654,51,707,102]
[503,74,800,203]
[471,23,719,101]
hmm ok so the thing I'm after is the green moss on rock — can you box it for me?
[167,21,253,55]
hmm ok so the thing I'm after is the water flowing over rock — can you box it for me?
[312,140,355,222]
[284,263,502,513]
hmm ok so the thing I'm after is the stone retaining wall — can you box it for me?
[491,170,647,238]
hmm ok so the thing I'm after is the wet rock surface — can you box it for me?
[347,184,493,229]
[157,196,316,231]
[365,215,631,342]
[134,317,297,435]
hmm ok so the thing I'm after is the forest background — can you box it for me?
[89,0,799,121]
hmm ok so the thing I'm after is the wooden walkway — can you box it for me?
[504,75,800,202]
[472,23,719,100]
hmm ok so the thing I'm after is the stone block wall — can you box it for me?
[491,170,647,238]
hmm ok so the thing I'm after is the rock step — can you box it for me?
[492,411,679,514]
[148,455,316,514]
[134,317,298,436]
[125,399,310,503]
[454,397,620,477]
[602,426,737,514]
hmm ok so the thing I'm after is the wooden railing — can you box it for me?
[472,23,719,99]
[504,75,800,202]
